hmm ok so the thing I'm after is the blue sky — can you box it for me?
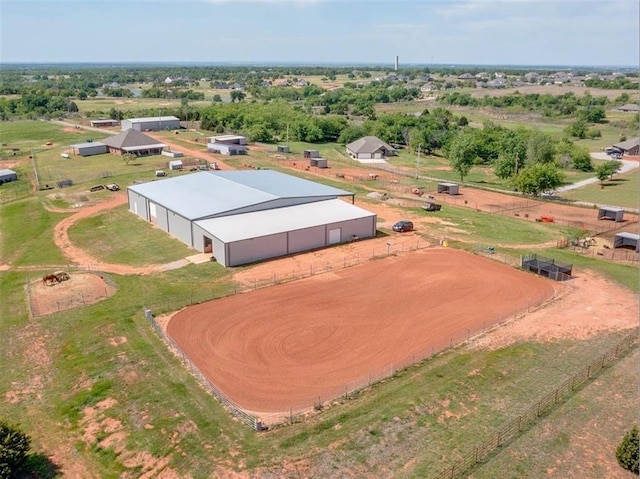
[1,0,638,66]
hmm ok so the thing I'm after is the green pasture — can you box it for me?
[560,168,640,210]
[76,97,211,115]
[0,117,638,477]
[68,205,195,266]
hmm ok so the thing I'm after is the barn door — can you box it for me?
[328,228,341,245]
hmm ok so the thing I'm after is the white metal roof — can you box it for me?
[125,116,180,123]
[614,232,639,240]
[599,206,624,212]
[195,199,375,243]
[128,170,353,221]
[0,169,17,176]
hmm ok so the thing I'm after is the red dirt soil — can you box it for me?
[167,248,555,415]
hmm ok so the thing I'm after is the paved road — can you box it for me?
[554,153,639,193]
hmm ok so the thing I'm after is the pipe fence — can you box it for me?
[434,331,638,479]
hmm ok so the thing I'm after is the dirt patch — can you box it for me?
[168,249,554,416]
[28,271,118,317]
[469,268,638,350]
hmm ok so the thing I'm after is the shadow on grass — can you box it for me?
[16,452,62,479]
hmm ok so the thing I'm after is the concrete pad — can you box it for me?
[186,253,212,264]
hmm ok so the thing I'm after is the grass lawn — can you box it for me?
[561,168,640,210]
[0,197,69,266]
[68,205,196,266]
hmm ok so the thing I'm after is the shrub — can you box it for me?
[0,421,31,478]
[616,425,639,474]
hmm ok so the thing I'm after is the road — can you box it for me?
[554,153,639,193]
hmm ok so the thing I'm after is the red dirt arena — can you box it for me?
[167,249,555,415]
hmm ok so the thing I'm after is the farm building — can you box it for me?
[90,119,120,127]
[121,116,181,132]
[207,135,248,155]
[617,104,640,112]
[277,145,290,153]
[310,158,328,168]
[0,169,18,184]
[101,130,167,156]
[71,142,108,157]
[613,232,639,252]
[208,135,247,145]
[161,150,184,158]
[521,254,572,281]
[127,170,376,267]
[612,137,640,156]
[303,150,320,159]
[597,206,625,222]
[346,136,395,161]
[168,160,183,170]
[437,182,459,195]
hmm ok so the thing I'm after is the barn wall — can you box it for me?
[77,144,108,156]
[326,216,376,242]
[167,211,193,246]
[212,237,228,266]
[128,191,149,221]
[154,203,170,231]
[227,233,288,266]
[288,225,326,254]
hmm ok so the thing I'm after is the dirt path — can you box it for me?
[52,193,162,275]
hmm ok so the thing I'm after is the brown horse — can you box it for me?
[42,274,59,286]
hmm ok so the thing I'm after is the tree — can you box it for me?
[512,162,565,196]
[122,153,136,165]
[616,425,639,474]
[494,129,527,179]
[526,130,555,164]
[447,131,477,182]
[230,90,246,102]
[0,421,31,478]
[211,94,222,103]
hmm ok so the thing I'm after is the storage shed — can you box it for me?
[207,143,247,155]
[72,142,109,157]
[303,150,320,159]
[310,158,328,168]
[90,119,120,127]
[168,160,184,170]
[127,170,375,267]
[437,182,459,195]
[121,116,180,132]
[277,145,290,153]
[597,206,624,222]
[613,232,639,252]
[0,169,18,184]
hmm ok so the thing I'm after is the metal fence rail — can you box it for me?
[435,332,638,479]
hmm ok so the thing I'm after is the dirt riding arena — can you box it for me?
[167,248,555,418]
[28,271,118,318]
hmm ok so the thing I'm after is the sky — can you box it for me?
[1,0,638,67]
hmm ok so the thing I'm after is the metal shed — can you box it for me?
[310,158,328,168]
[437,182,459,195]
[0,169,18,184]
[613,232,639,252]
[126,170,371,267]
[121,116,180,132]
[277,145,290,153]
[304,150,320,158]
[72,142,108,157]
[207,143,247,155]
[597,206,624,222]
[194,199,376,267]
[168,160,184,170]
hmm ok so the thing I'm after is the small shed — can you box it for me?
[207,143,247,156]
[168,160,184,170]
[597,206,624,222]
[310,158,328,168]
[304,150,320,159]
[613,232,639,252]
[162,150,184,158]
[277,145,290,154]
[437,182,459,195]
[90,119,120,127]
[72,142,108,157]
[0,169,18,184]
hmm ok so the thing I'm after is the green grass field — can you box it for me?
[561,168,640,210]
[0,116,638,478]
[68,205,195,266]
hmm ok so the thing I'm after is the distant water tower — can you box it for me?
[395,55,399,71]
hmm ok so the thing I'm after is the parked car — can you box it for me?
[392,220,414,232]
[155,170,167,177]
